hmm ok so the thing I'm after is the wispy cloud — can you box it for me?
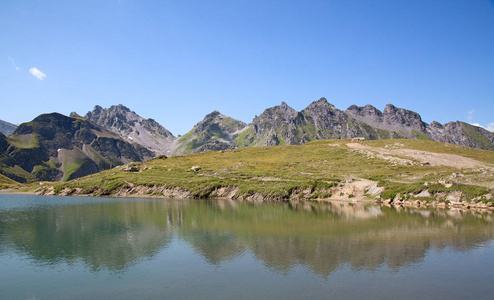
[470,122,494,132]
[8,56,20,70]
[467,109,474,123]
[467,109,494,132]
[29,67,47,80]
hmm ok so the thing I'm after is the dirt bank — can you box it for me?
[346,142,493,169]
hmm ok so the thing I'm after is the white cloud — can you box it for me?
[467,109,474,123]
[467,110,494,132]
[29,67,47,80]
[8,56,20,70]
[470,122,494,132]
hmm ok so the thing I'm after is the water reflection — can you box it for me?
[1,196,493,276]
[0,200,173,272]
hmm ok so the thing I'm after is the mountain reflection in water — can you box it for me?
[1,196,493,277]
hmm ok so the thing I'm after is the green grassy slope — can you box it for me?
[0,113,155,183]
[0,173,18,186]
[0,173,19,189]
[28,139,494,202]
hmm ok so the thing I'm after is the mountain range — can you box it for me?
[1,98,493,183]
[0,113,153,183]
[173,98,494,154]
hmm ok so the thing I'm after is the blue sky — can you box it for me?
[1,0,493,135]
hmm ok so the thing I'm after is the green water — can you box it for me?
[1,194,494,299]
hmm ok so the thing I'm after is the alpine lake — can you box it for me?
[1,194,494,299]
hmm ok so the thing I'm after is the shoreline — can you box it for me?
[2,185,493,211]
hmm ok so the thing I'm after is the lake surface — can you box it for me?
[1,194,494,299]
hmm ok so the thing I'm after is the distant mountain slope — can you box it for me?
[175,98,494,153]
[174,111,248,155]
[239,99,397,147]
[0,119,17,136]
[427,121,494,150]
[0,113,154,182]
[84,105,176,155]
[346,103,427,138]
[3,98,491,171]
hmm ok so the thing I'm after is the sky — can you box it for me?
[1,0,493,135]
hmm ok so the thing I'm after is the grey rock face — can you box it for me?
[0,119,18,136]
[383,104,427,133]
[346,104,427,138]
[85,104,176,155]
[426,121,494,150]
[251,102,301,146]
[88,99,494,155]
[242,99,493,150]
[247,98,395,146]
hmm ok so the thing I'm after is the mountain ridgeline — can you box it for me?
[175,98,494,154]
[77,100,494,156]
[84,105,176,155]
[1,98,493,183]
[0,113,153,183]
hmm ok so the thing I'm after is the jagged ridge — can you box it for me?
[84,104,176,155]
[175,98,493,154]
[0,113,154,182]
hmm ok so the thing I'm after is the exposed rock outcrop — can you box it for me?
[183,98,494,152]
[85,104,176,155]
[0,119,17,136]
[426,121,494,150]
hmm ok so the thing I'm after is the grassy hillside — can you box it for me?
[28,139,494,203]
[173,112,248,155]
[0,173,18,189]
[0,113,155,183]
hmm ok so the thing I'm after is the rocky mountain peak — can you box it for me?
[116,104,131,112]
[309,97,332,107]
[204,110,222,119]
[92,105,103,114]
[194,111,226,133]
[429,121,443,129]
[194,111,246,133]
[84,105,176,155]
[383,103,397,113]
[278,102,297,114]
[173,111,247,155]
[0,112,154,183]
[69,112,83,118]
[383,104,426,132]
[303,98,336,114]
[346,104,382,118]
[257,102,298,122]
